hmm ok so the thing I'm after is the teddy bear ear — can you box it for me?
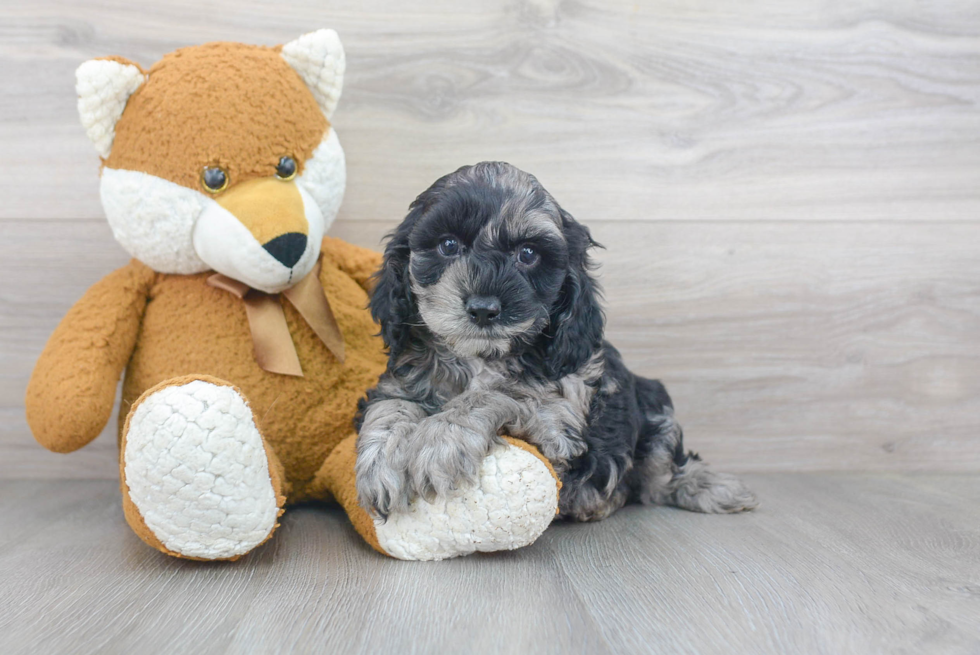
[76,57,145,159]
[281,29,346,120]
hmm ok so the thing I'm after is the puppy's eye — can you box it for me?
[438,237,460,257]
[517,245,540,266]
[201,166,228,193]
[276,156,297,180]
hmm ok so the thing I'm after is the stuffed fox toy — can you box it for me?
[25,30,561,561]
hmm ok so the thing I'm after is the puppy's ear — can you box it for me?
[544,210,605,378]
[371,173,457,362]
[369,205,422,362]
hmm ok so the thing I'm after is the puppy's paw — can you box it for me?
[356,400,430,518]
[356,463,410,519]
[355,439,411,519]
[404,414,496,501]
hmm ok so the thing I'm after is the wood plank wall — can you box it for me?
[1,0,978,478]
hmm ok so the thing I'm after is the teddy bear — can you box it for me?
[25,30,561,561]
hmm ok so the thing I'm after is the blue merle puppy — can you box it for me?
[355,162,757,521]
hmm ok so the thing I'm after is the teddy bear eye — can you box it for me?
[276,156,297,180]
[201,166,228,193]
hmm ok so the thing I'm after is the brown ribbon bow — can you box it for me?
[207,261,345,377]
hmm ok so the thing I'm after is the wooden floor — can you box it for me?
[1,473,978,655]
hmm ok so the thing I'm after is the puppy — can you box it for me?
[356,162,757,521]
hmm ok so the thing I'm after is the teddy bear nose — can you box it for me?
[262,232,307,268]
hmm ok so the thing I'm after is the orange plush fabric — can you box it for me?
[26,263,156,453]
[315,434,387,555]
[106,42,327,192]
[116,237,388,502]
[27,236,388,555]
[26,236,388,502]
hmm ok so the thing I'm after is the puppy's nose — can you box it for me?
[263,232,307,268]
[466,296,501,327]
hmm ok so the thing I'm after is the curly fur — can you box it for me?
[356,162,757,520]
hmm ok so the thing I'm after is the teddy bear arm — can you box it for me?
[316,433,561,560]
[25,261,155,453]
[320,236,384,294]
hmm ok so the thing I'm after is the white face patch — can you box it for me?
[100,168,211,275]
[97,129,345,291]
[295,128,345,233]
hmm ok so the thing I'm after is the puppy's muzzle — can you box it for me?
[466,295,501,327]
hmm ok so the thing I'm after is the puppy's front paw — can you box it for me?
[356,466,409,519]
[405,414,496,502]
[355,440,411,519]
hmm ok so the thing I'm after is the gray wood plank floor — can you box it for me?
[1,474,978,655]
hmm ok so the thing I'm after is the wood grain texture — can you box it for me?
[2,0,979,477]
[3,218,978,478]
[1,0,979,222]
[1,474,978,654]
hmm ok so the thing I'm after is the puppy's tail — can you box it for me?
[663,454,759,513]
[633,377,758,514]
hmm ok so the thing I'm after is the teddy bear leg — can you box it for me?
[119,375,286,561]
[314,434,561,561]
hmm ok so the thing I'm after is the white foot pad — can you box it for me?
[123,380,279,560]
[375,443,558,561]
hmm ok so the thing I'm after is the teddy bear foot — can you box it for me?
[373,439,559,561]
[120,377,284,560]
